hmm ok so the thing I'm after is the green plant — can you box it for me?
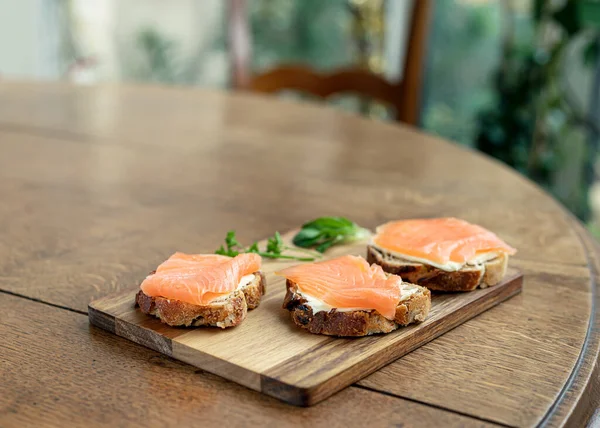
[130,25,220,85]
[475,0,600,221]
[422,1,501,146]
[249,0,352,72]
[134,28,179,83]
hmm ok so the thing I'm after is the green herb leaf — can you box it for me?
[316,239,337,253]
[266,231,284,255]
[225,230,241,250]
[292,227,322,247]
[215,230,319,261]
[292,216,370,253]
[300,216,354,230]
[215,244,238,257]
[247,242,260,253]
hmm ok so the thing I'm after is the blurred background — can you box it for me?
[1,0,600,233]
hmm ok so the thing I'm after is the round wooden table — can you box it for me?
[1,82,598,427]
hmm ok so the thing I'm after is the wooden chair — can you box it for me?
[227,0,432,126]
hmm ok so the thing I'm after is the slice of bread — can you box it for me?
[367,245,508,291]
[282,279,431,337]
[135,271,266,328]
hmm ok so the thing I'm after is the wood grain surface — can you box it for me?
[1,293,497,428]
[89,233,522,406]
[359,260,590,427]
[0,81,599,426]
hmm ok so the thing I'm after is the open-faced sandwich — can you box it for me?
[135,252,265,328]
[367,217,516,291]
[277,255,430,337]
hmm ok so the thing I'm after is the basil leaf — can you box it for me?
[301,217,353,230]
[316,239,337,253]
[292,216,370,253]
[292,228,321,247]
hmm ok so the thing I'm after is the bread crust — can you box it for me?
[282,280,430,337]
[366,245,508,291]
[135,271,266,328]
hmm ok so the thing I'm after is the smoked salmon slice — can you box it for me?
[276,255,404,320]
[140,252,261,306]
[372,218,516,268]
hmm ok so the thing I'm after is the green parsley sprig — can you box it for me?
[215,231,319,261]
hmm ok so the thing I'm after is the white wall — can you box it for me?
[70,0,226,85]
[0,0,60,79]
[384,0,414,82]
[0,0,225,84]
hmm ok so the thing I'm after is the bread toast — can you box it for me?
[282,278,430,336]
[367,245,508,291]
[136,271,266,327]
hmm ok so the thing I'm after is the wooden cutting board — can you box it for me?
[88,232,523,406]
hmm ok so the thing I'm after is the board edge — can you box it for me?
[263,271,524,406]
[88,304,116,334]
[115,318,174,357]
[260,375,315,407]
